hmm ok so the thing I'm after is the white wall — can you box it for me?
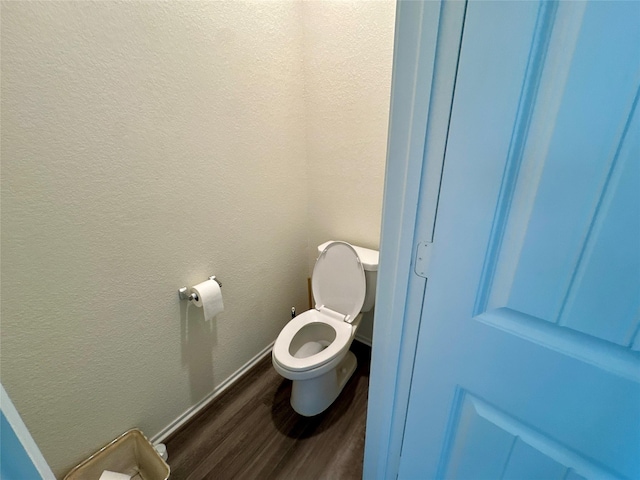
[302,0,396,341]
[1,2,309,476]
[0,1,394,476]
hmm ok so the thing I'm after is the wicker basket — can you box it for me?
[64,429,169,480]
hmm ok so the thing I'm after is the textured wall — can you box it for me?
[0,0,395,476]
[302,0,396,341]
[1,2,309,476]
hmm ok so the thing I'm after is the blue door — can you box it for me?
[0,384,54,479]
[395,1,640,478]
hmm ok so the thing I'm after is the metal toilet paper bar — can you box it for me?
[178,276,222,302]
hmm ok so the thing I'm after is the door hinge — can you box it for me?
[414,241,432,278]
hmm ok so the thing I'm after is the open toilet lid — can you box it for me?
[312,241,366,321]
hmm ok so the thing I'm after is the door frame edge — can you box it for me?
[363,0,463,478]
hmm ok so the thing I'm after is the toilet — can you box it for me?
[272,240,378,416]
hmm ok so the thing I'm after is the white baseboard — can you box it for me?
[151,341,275,444]
[355,333,372,347]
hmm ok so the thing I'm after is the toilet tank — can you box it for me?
[317,241,379,313]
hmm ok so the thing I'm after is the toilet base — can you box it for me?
[290,351,357,417]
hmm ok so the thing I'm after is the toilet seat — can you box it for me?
[312,241,366,322]
[272,309,352,372]
[273,241,366,374]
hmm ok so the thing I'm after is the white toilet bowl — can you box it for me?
[272,241,378,416]
[272,310,362,416]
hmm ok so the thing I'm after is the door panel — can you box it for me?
[398,1,640,479]
[483,1,640,347]
[444,393,602,480]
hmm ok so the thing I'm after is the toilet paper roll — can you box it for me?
[99,472,131,480]
[190,279,224,322]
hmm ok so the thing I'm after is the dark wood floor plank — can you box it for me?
[165,341,371,480]
[167,363,279,479]
[270,366,369,480]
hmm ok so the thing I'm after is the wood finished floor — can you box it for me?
[165,341,371,480]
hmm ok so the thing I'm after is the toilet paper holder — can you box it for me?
[178,276,222,302]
